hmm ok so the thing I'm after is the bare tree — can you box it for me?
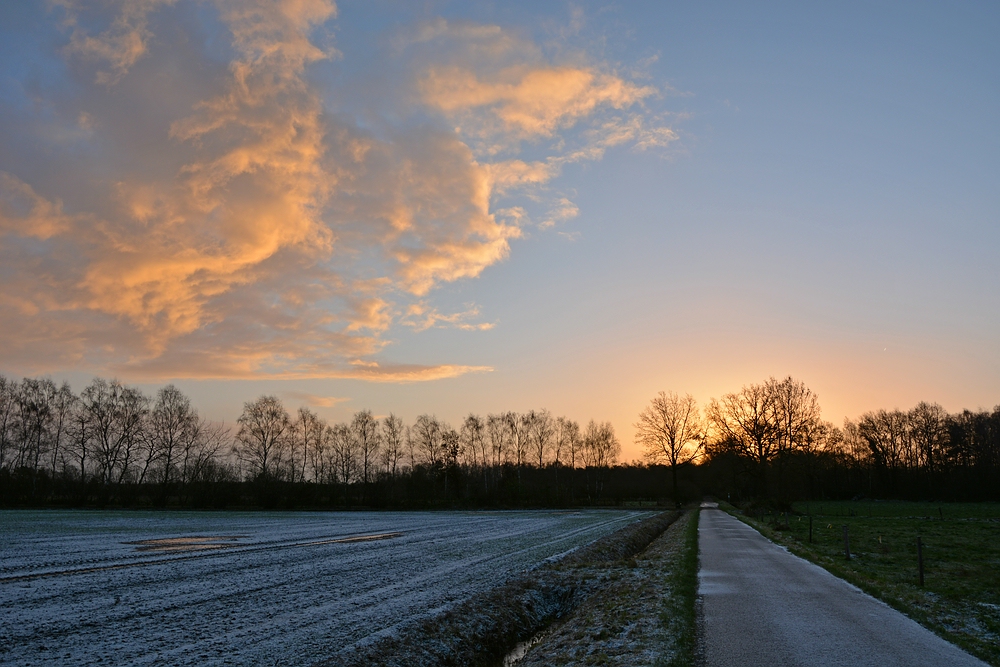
[405,425,418,470]
[380,414,405,478]
[293,407,325,483]
[47,382,76,480]
[0,375,16,472]
[909,402,949,473]
[486,413,508,468]
[441,424,461,499]
[329,422,358,502]
[80,378,149,487]
[180,421,229,485]
[235,396,290,481]
[308,418,330,484]
[459,414,485,468]
[838,419,871,468]
[13,378,56,475]
[583,420,620,468]
[527,409,554,468]
[857,409,909,494]
[767,376,822,454]
[412,414,443,467]
[442,425,461,467]
[559,417,582,468]
[635,391,703,503]
[352,410,381,501]
[506,412,529,470]
[582,420,620,500]
[459,413,487,491]
[65,397,92,483]
[707,382,775,496]
[145,385,200,489]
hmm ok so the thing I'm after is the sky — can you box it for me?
[1,1,998,461]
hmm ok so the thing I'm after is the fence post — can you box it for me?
[842,525,850,560]
[917,536,924,587]
[809,515,813,543]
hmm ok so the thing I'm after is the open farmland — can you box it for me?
[0,509,654,666]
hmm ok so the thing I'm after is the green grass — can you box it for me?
[658,507,700,667]
[725,501,1000,666]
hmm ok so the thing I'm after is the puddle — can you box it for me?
[125,536,245,553]
[502,630,547,666]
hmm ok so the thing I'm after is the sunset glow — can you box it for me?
[1,1,997,460]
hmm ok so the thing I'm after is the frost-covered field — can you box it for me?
[0,509,652,666]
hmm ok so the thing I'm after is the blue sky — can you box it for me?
[1,1,997,459]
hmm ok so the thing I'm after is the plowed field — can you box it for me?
[0,509,652,666]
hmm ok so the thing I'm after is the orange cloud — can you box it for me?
[0,3,673,382]
[0,174,75,240]
[421,65,655,140]
[57,0,177,85]
[284,392,351,408]
[403,302,495,332]
[77,0,337,347]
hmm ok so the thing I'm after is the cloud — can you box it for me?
[486,160,557,195]
[421,65,655,141]
[0,173,75,240]
[284,391,351,408]
[57,0,177,85]
[402,302,496,332]
[540,197,579,229]
[0,3,674,382]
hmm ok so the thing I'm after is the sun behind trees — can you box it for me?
[636,376,1000,504]
[2,372,999,506]
[706,376,823,499]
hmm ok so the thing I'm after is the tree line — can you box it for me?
[2,372,997,508]
[636,377,1000,503]
[0,374,623,508]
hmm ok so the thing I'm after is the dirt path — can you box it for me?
[698,505,988,667]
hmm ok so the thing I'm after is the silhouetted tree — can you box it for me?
[146,385,200,493]
[352,410,380,502]
[635,391,703,504]
[293,407,325,483]
[236,396,290,481]
[708,382,775,497]
[381,414,405,478]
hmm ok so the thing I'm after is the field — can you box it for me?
[729,501,1000,666]
[0,509,654,666]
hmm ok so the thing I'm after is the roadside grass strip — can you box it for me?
[515,509,699,667]
[724,501,1000,667]
[320,511,684,667]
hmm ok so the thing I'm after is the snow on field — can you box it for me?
[0,509,653,666]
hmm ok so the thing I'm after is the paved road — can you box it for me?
[698,505,988,667]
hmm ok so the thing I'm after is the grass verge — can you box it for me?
[722,500,1000,667]
[659,506,699,667]
[514,508,700,667]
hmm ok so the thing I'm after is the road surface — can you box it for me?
[698,505,987,667]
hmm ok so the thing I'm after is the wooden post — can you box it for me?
[939,507,943,521]
[917,536,924,586]
[843,525,850,560]
[809,515,813,543]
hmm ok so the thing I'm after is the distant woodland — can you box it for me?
[0,373,997,508]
